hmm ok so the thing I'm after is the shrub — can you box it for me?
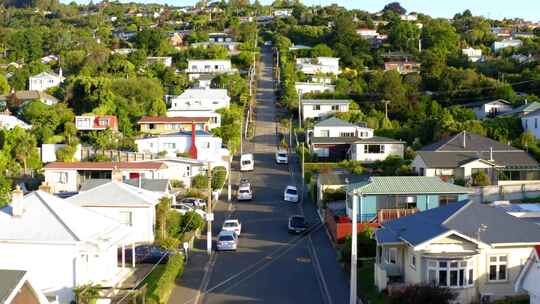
[166,211,182,237]
[337,229,376,266]
[323,188,346,202]
[146,254,185,304]
[211,166,227,190]
[191,174,207,189]
[179,211,204,233]
[159,236,180,251]
[182,188,205,199]
[472,171,490,186]
[386,284,457,304]
[56,144,77,162]
[338,160,364,174]
[155,197,171,241]
[170,179,185,188]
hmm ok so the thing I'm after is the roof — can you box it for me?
[461,99,511,108]
[311,137,359,144]
[11,91,58,102]
[43,161,167,170]
[354,136,404,144]
[318,173,368,185]
[348,176,472,195]
[68,181,162,207]
[416,151,538,168]
[30,71,62,79]
[376,200,540,247]
[177,88,230,100]
[421,131,520,152]
[79,178,170,193]
[0,269,26,303]
[0,191,130,243]
[302,99,351,105]
[502,102,540,117]
[138,116,210,124]
[315,117,356,128]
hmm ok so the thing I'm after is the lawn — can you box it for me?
[358,261,386,304]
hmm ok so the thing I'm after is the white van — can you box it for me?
[240,154,254,171]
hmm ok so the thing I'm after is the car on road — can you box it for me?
[275,150,288,164]
[222,219,242,236]
[237,183,253,201]
[288,215,309,234]
[240,154,254,171]
[216,230,239,251]
[284,185,299,202]
[239,177,250,187]
[118,245,173,265]
[180,197,206,208]
[171,203,207,218]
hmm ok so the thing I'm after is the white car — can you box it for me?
[240,154,254,171]
[180,197,206,208]
[275,150,288,164]
[171,203,207,218]
[237,184,253,201]
[222,219,242,236]
[284,185,299,202]
[216,230,238,251]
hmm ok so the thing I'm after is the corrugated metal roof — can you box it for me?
[348,176,472,195]
[68,181,162,207]
[0,269,26,303]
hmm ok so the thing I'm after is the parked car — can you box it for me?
[171,203,207,218]
[240,154,254,171]
[180,197,206,208]
[118,245,173,265]
[240,177,250,187]
[275,150,288,164]
[216,230,239,251]
[288,215,309,234]
[284,185,299,202]
[222,219,242,236]
[237,184,253,201]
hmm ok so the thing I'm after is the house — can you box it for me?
[43,161,169,193]
[316,172,367,204]
[192,33,241,54]
[521,108,540,140]
[302,99,351,120]
[296,57,341,75]
[138,116,213,134]
[29,71,64,92]
[168,32,184,47]
[166,110,221,130]
[462,99,512,119]
[501,101,540,117]
[185,59,234,80]
[112,31,137,41]
[80,178,172,194]
[384,60,421,74]
[513,32,536,39]
[273,8,292,17]
[515,246,540,304]
[356,28,379,39]
[0,187,133,303]
[0,91,58,108]
[0,269,54,304]
[67,181,164,244]
[168,88,230,112]
[412,131,539,185]
[0,109,31,129]
[400,13,418,21]
[295,82,335,95]
[493,39,523,52]
[462,47,483,62]
[491,27,513,38]
[374,200,540,303]
[146,57,173,67]
[75,115,118,131]
[349,136,405,163]
[135,129,227,162]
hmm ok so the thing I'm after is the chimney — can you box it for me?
[38,181,51,193]
[462,131,467,148]
[11,185,24,217]
[189,122,198,159]
[489,147,494,161]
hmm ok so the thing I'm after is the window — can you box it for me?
[119,211,133,226]
[340,132,355,137]
[331,105,339,111]
[163,143,176,149]
[410,254,416,269]
[314,105,321,110]
[148,123,156,130]
[488,255,508,282]
[439,194,459,205]
[427,259,474,288]
[53,172,68,184]
[320,130,330,137]
[384,248,397,264]
[535,118,538,129]
[364,144,385,154]
[99,118,109,127]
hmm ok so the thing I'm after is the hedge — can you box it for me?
[146,254,185,304]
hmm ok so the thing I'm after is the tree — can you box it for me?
[471,171,490,186]
[388,20,421,53]
[0,75,10,95]
[311,44,334,57]
[383,2,406,15]
[387,284,457,304]
[191,174,208,189]
[211,166,227,190]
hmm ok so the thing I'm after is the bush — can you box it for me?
[170,179,185,188]
[146,254,185,304]
[337,229,376,267]
[159,236,180,251]
[191,174,207,189]
[386,284,457,304]
[179,211,204,233]
[323,188,346,202]
[56,144,77,162]
[338,160,364,174]
[166,211,182,237]
[182,188,205,199]
[472,171,490,186]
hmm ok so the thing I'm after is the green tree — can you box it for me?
[0,75,10,94]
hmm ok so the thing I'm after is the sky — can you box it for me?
[65,0,540,22]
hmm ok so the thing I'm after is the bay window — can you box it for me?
[427,260,474,288]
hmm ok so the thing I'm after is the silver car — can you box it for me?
[216,230,238,251]
[237,184,253,201]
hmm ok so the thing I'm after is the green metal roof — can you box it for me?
[347,176,473,195]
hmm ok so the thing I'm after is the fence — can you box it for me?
[471,182,540,203]
[80,147,161,162]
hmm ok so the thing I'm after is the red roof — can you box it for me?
[138,116,210,124]
[44,161,166,170]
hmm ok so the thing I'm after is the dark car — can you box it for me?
[180,197,206,208]
[118,245,173,265]
[288,215,309,234]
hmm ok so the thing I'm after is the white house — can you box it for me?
[0,186,133,303]
[273,8,292,17]
[67,181,163,244]
[146,56,173,67]
[295,82,335,95]
[400,13,418,21]
[302,99,351,120]
[28,71,64,92]
[168,88,230,112]
[349,137,405,163]
[296,57,341,75]
[135,130,227,162]
[185,59,234,80]
[515,246,540,304]
[462,47,483,62]
[166,110,222,130]
[0,109,31,129]
[493,39,523,52]
[462,99,512,119]
[521,108,540,140]
[43,161,169,193]
[356,28,379,39]
[374,200,540,304]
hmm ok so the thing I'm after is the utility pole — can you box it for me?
[383,100,390,120]
[289,117,293,151]
[298,91,302,129]
[206,162,213,255]
[350,193,359,304]
[227,155,232,202]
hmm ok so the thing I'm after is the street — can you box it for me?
[196,47,350,304]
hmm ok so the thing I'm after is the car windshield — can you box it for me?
[219,235,234,241]
[278,153,287,157]
[242,160,251,165]
[286,188,297,195]
[239,190,250,194]
[291,217,306,227]
[224,222,237,227]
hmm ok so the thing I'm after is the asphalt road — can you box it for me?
[200,46,350,304]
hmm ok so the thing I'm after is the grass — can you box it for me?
[358,261,386,304]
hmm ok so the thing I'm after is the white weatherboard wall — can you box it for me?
[186,60,232,73]
[473,102,512,119]
[313,125,372,138]
[350,143,404,162]
[302,103,349,120]
[135,134,223,161]
[166,110,221,129]
[295,83,335,95]
[522,260,540,304]
[522,113,540,140]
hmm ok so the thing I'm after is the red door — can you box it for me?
[129,172,140,179]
